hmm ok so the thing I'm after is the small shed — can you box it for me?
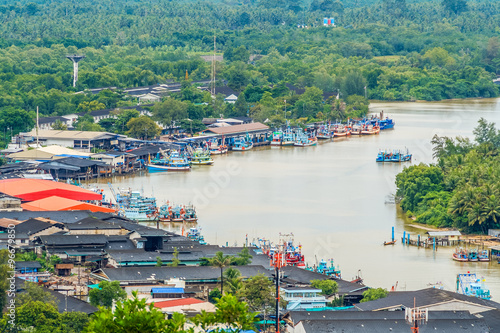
[427,230,461,245]
[55,263,74,276]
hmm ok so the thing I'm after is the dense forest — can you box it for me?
[396,118,500,234]
[1,0,500,143]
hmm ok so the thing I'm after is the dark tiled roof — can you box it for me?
[298,317,489,333]
[99,265,272,282]
[281,266,367,294]
[38,116,67,125]
[214,86,238,96]
[0,211,114,223]
[106,249,205,263]
[66,217,121,230]
[15,261,42,270]
[54,157,107,167]
[354,288,500,312]
[15,218,64,236]
[38,234,108,246]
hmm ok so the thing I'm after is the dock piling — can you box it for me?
[392,227,394,242]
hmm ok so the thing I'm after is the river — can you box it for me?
[94,98,500,300]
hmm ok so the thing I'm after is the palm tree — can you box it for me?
[224,267,243,296]
[210,251,233,295]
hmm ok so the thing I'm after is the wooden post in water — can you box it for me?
[433,238,436,251]
[392,227,394,242]
[418,235,420,248]
[403,231,406,245]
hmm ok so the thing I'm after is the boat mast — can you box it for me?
[36,106,39,147]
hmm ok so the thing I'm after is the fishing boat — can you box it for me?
[118,190,158,221]
[158,204,171,222]
[208,138,228,155]
[283,237,305,267]
[333,125,350,137]
[170,205,184,222]
[183,205,198,222]
[350,124,362,135]
[232,137,253,151]
[384,240,397,245]
[294,129,317,147]
[317,125,333,139]
[281,128,295,146]
[271,131,283,146]
[468,249,479,262]
[376,149,412,162]
[361,124,380,135]
[457,273,492,299]
[187,227,207,245]
[478,250,490,262]
[147,151,191,171]
[452,248,468,262]
[190,148,214,165]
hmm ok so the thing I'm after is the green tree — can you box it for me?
[223,267,243,296]
[442,0,468,14]
[209,252,234,295]
[78,101,106,112]
[232,247,253,266]
[240,274,275,313]
[360,288,389,302]
[89,281,127,308]
[0,250,11,312]
[126,116,162,140]
[17,282,57,306]
[114,109,140,134]
[153,98,189,127]
[168,247,181,267]
[51,119,68,130]
[310,279,339,295]
[156,256,163,267]
[84,291,185,333]
[192,294,257,332]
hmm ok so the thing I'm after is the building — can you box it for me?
[153,298,216,315]
[37,116,73,130]
[199,122,269,136]
[0,192,22,212]
[426,230,462,245]
[281,287,328,310]
[285,310,493,333]
[66,217,125,236]
[17,130,126,152]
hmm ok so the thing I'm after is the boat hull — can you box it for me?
[210,148,228,155]
[453,255,469,262]
[270,141,282,146]
[233,142,254,151]
[191,160,214,165]
[148,164,190,171]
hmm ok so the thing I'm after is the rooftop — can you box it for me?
[202,122,269,135]
[38,234,108,247]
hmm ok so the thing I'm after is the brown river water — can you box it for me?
[94,99,500,299]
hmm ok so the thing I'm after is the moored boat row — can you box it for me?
[452,248,490,262]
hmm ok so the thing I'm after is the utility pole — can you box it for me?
[270,244,285,333]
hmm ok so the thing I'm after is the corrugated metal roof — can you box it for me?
[203,122,269,135]
[153,297,204,308]
[427,231,462,236]
[151,287,184,294]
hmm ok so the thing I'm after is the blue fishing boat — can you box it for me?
[282,128,295,146]
[468,249,479,262]
[478,250,490,262]
[147,151,191,171]
[376,149,412,162]
[117,190,158,221]
[232,136,253,151]
[187,227,207,245]
[457,273,492,299]
[294,128,317,147]
[317,125,333,139]
[183,205,198,222]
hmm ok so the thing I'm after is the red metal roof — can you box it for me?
[153,298,205,309]
[21,196,115,213]
[0,179,102,201]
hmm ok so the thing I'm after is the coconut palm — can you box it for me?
[210,251,233,295]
